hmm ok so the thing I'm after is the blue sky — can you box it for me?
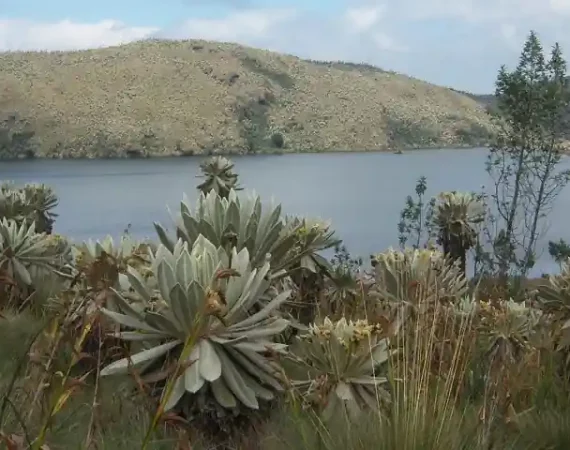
[1,0,569,93]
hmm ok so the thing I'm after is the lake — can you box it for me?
[1,148,569,276]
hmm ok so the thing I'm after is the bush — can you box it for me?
[271,132,285,149]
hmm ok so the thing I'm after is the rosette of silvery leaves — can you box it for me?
[432,191,485,247]
[72,235,155,303]
[478,298,544,361]
[154,189,339,277]
[0,218,71,287]
[0,182,59,234]
[100,236,291,411]
[289,317,392,422]
[282,215,339,273]
[537,259,570,360]
[452,295,480,318]
[370,248,469,309]
[73,235,154,278]
[47,235,156,335]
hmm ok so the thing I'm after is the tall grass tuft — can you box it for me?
[267,281,488,450]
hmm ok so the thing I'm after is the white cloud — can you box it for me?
[550,0,570,14]
[345,5,385,32]
[0,0,569,93]
[380,0,570,23]
[372,32,408,52]
[500,23,519,50]
[164,9,297,42]
[0,19,157,51]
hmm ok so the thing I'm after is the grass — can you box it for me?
[2,273,570,449]
[0,310,184,449]
[0,38,495,159]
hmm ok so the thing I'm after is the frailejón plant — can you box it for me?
[196,156,242,198]
[154,189,338,276]
[100,236,291,411]
[432,191,485,275]
[370,248,469,308]
[0,218,70,287]
[289,317,391,422]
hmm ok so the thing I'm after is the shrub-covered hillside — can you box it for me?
[0,39,494,159]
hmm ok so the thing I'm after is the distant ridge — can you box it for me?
[0,39,494,159]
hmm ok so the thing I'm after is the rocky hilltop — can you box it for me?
[0,39,494,159]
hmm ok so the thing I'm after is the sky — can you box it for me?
[1,0,570,93]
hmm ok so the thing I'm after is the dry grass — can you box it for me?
[0,309,185,449]
[0,39,494,159]
[2,280,570,449]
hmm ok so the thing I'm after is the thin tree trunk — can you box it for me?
[501,145,527,275]
[497,87,536,280]
[522,140,555,276]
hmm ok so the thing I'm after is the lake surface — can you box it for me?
[2,148,569,275]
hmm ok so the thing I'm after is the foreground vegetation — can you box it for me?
[0,39,495,159]
[1,30,570,450]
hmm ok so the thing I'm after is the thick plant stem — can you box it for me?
[140,322,202,450]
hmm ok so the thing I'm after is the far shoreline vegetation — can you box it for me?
[2,30,570,450]
[0,142,491,162]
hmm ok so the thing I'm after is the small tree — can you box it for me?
[485,30,570,280]
[397,176,436,250]
[549,239,570,266]
[271,132,285,149]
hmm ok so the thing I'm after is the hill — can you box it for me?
[449,89,497,114]
[0,39,496,159]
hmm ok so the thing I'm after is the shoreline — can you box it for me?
[0,144,490,162]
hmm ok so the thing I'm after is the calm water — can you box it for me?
[2,148,569,275]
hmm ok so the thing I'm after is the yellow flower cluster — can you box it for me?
[372,247,445,269]
[308,317,382,347]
